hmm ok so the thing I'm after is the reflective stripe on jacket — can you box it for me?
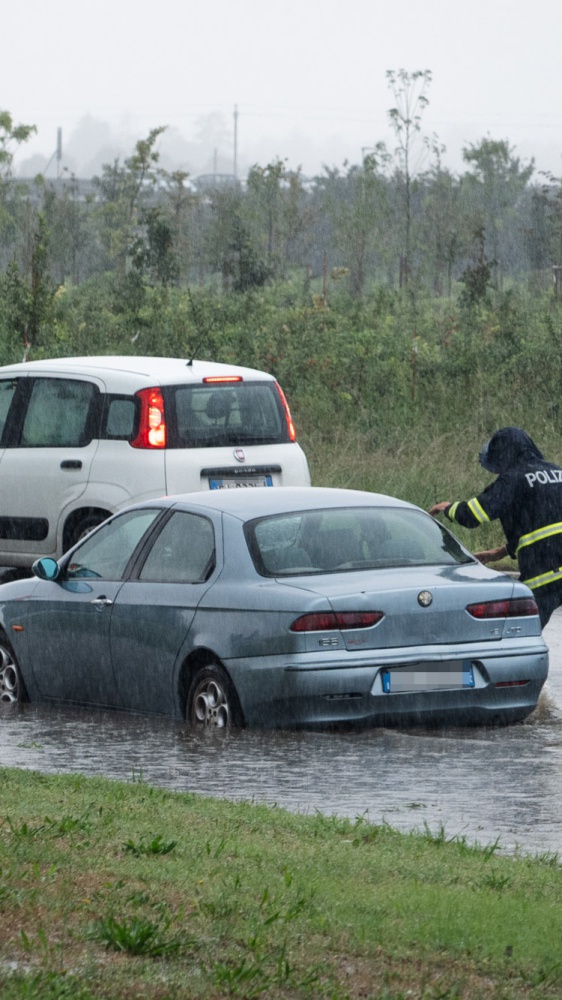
[446,460,562,592]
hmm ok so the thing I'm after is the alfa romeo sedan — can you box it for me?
[0,487,548,729]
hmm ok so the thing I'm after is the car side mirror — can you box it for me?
[32,557,60,581]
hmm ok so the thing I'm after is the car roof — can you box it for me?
[0,356,275,385]
[167,487,418,519]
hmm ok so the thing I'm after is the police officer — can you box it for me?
[429,427,562,628]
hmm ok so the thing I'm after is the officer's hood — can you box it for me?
[479,427,544,474]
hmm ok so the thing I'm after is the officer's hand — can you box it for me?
[428,501,451,517]
[474,549,495,564]
[474,546,507,564]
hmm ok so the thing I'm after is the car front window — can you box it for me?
[246,506,474,576]
[66,509,161,580]
[20,378,98,447]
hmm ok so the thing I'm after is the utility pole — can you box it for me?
[233,104,238,180]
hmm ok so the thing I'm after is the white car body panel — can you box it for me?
[0,356,310,567]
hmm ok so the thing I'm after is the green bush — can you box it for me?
[1,276,561,557]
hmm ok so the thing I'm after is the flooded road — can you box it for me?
[2,611,562,856]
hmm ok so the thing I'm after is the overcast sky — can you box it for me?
[3,0,562,179]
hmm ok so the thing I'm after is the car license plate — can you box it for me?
[381,661,474,693]
[209,475,273,489]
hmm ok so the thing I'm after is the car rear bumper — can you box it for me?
[226,640,549,729]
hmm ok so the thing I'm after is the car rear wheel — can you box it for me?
[0,635,27,705]
[187,664,244,728]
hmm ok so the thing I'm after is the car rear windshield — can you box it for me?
[245,506,474,576]
[163,381,289,448]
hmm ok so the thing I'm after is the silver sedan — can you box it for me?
[0,487,548,729]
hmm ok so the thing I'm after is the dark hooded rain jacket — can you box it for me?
[444,427,562,594]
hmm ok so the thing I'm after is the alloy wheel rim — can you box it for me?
[0,648,19,704]
[193,679,230,727]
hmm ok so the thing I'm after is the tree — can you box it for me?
[230,218,271,292]
[1,213,56,359]
[518,182,552,284]
[203,185,269,292]
[0,111,37,263]
[246,159,290,275]
[386,69,433,284]
[462,137,534,279]
[320,147,391,298]
[205,185,242,290]
[419,160,471,296]
[131,207,179,289]
[92,127,167,274]
[161,170,199,284]
[41,174,95,285]
[538,172,562,272]
[240,159,314,281]
[459,226,496,308]
[0,110,36,179]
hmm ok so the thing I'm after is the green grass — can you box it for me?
[1,767,562,998]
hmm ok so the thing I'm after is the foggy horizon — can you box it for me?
[4,0,562,186]
[11,105,561,184]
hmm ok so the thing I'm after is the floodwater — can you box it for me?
[2,612,562,857]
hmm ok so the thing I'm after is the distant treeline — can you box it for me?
[1,116,561,308]
[1,108,562,486]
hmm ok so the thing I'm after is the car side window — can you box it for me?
[104,396,138,440]
[66,509,161,580]
[138,511,215,583]
[0,379,18,444]
[20,378,97,447]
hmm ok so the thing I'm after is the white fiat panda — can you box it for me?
[0,356,311,569]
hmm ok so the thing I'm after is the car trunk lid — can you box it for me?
[281,564,535,649]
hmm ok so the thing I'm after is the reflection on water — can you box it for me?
[2,613,562,856]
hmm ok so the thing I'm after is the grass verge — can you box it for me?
[0,766,561,999]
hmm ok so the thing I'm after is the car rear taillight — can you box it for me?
[203,376,243,384]
[131,388,167,449]
[290,611,383,632]
[466,597,539,619]
[274,382,297,442]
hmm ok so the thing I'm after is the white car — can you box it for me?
[0,355,310,569]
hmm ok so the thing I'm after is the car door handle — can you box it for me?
[91,596,113,607]
[60,460,82,470]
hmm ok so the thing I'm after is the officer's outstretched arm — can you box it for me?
[474,545,508,564]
